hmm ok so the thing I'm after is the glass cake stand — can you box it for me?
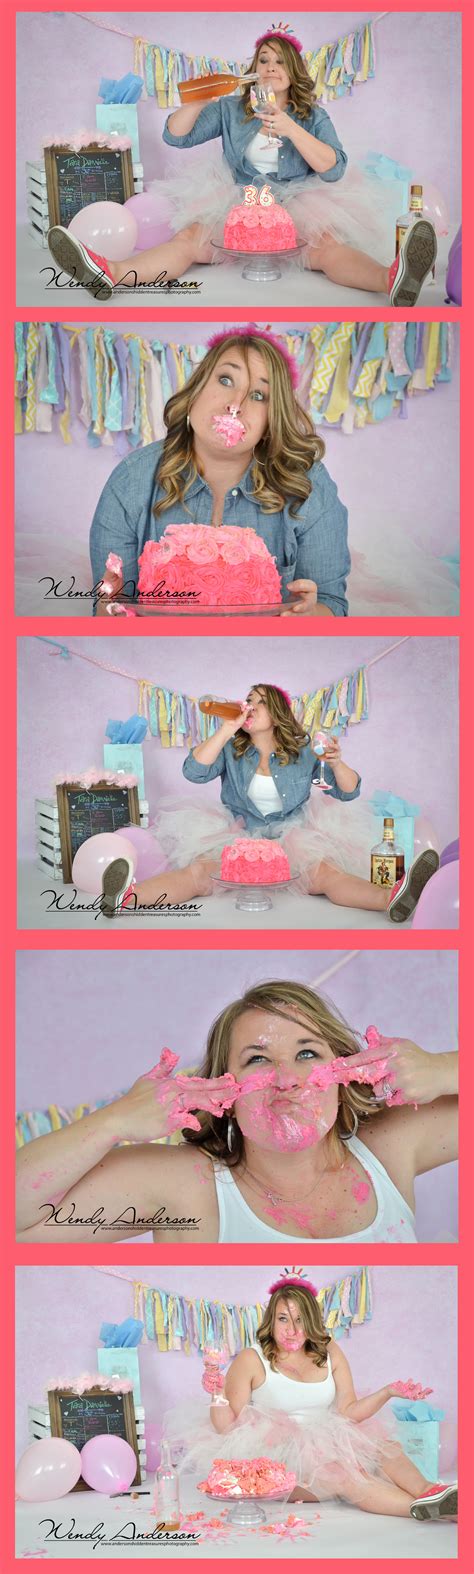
[211,870,300,912]
[133,600,284,618]
[211,237,306,282]
[205,1485,293,1527]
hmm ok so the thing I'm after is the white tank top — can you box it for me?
[250,1345,336,1416]
[247,131,280,176]
[247,770,284,816]
[213,1134,417,1243]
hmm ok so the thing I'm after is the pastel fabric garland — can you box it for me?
[128,1267,372,1354]
[133,20,376,108]
[15,324,453,450]
[136,665,368,748]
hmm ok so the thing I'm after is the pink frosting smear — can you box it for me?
[105,552,123,575]
[211,411,246,446]
[391,1380,434,1398]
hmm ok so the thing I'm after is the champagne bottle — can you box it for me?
[199,695,244,719]
[179,71,259,103]
[153,1439,180,1532]
[370,818,405,888]
[395,183,424,258]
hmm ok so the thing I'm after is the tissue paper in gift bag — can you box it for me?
[369,793,420,869]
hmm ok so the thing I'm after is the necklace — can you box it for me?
[238,1155,346,1208]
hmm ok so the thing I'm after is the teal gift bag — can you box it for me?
[395,1419,440,1483]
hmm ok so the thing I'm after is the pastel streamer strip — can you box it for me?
[132,20,376,107]
[15,324,453,448]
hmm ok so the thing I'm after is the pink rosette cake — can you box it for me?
[220,838,291,885]
[138,524,282,607]
[198,1457,296,1498]
[224,201,298,253]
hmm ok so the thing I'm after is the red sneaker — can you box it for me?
[101,858,137,918]
[388,219,437,307]
[387,847,440,924]
[410,1482,457,1521]
[47,226,115,301]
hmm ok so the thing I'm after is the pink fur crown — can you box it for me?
[268,1268,318,1297]
[206,326,299,389]
[255,22,303,55]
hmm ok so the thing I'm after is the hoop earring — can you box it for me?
[340,1108,359,1140]
[186,413,191,431]
[227,1118,237,1153]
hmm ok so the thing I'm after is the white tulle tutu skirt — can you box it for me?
[152,790,376,894]
[163,1397,401,1498]
[149,153,390,261]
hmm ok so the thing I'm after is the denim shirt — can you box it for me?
[182,739,361,837]
[163,95,347,188]
[90,440,350,615]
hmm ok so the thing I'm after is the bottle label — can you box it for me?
[396,222,408,256]
[371,852,397,887]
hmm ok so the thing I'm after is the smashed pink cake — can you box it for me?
[221,839,291,885]
[199,1457,296,1498]
[224,201,298,252]
[137,524,282,606]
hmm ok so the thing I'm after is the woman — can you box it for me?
[16,980,458,1245]
[162,1277,456,1522]
[99,684,440,922]
[90,328,350,617]
[47,29,436,308]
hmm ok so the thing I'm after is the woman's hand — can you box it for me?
[256,106,295,140]
[95,563,124,617]
[376,1039,456,1107]
[387,1380,433,1400]
[220,702,254,739]
[319,737,342,768]
[281,579,319,615]
[107,1053,239,1141]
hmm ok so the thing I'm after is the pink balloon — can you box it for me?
[72,833,137,894]
[114,824,168,881]
[411,859,459,930]
[80,1434,137,1495]
[144,1422,163,1473]
[69,202,137,262]
[124,191,171,250]
[446,226,462,305]
[438,1419,458,1475]
[421,182,449,236]
[412,815,441,860]
[16,1439,82,1501]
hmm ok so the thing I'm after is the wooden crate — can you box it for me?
[26,159,144,248]
[35,795,149,881]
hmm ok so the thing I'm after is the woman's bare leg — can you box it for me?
[132,855,220,906]
[108,223,214,286]
[341,1473,414,1517]
[305,236,389,294]
[307,859,391,912]
[379,1444,433,1498]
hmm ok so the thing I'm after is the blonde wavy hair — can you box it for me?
[242,37,315,121]
[257,1285,330,1369]
[153,334,324,522]
[231,683,309,766]
[183,979,386,1168]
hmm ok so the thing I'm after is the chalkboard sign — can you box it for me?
[48,1386,140,1492]
[44,143,134,228]
[56,780,140,883]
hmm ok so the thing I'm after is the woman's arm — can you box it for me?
[210,1351,256,1434]
[90,469,139,614]
[163,99,223,149]
[258,104,347,179]
[331,1344,391,1422]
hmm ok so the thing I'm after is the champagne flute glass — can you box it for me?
[313,730,333,791]
[202,1345,230,1405]
[250,83,282,147]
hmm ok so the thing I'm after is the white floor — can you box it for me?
[15,1480,457,1559]
[18,861,393,932]
[17,224,452,309]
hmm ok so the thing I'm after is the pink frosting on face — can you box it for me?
[278,1331,306,1350]
[211,411,246,446]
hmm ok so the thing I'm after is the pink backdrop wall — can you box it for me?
[14,320,460,610]
[15,1264,457,1459]
[16,11,461,219]
[15,949,458,1243]
[17,634,459,856]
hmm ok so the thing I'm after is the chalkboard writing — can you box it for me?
[44,144,134,228]
[48,1386,141,1491]
[56,780,140,883]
